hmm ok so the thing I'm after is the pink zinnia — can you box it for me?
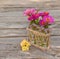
[42,15,54,24]
[39,20,45,26]
[39,12,49,17]
[24,8,36,16]
[39,15,54,26]
[28,12,40,21]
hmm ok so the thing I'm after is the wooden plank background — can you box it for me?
[0,0,60,59]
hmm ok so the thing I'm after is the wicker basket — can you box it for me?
[27,24,50,50]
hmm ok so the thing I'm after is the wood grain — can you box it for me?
[0,0,60,59]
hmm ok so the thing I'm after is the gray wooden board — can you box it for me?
[0,10,60,59]
[0,0,60,59]
[0,37,59,59]
[0,11,59,59]
[0,10,60,22]
[0,0,59,10]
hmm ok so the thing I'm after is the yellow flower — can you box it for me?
[22,46,29,51]
[20,39,31,51]
[20,39,30,47]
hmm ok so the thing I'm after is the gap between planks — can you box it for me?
[0,35,59,38]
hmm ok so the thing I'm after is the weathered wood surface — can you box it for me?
[0,0,60,59]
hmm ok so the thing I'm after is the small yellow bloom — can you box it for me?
[22,46,29,51]
[20,39,31,51]
[20,39,30,47]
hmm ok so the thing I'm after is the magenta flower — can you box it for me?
[39,15,54,26]
[24,8,36,16]
[39,12,49,17]
[28,16,33,21]
[42,15,54,24]
[24,8,55,26]
[28,12,40,21]
[39,20,45,26]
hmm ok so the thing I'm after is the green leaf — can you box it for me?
[35,19,39,25]
[44,25,49,28]
[34,40,36,44]
[30,20,34,25]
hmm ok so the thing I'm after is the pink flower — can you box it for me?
[24,8,36,16]
[39,12,49,17]
[28,12,40,21]
[39,20,45,26]
[24,9,55,26]
[28,16,33,21]
[42,15,54,24]
[39,15,54,26]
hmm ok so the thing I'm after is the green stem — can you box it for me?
[34,40,36,44]
[44,25,49,28]
[30,20,35,25]
[34,19,39,25]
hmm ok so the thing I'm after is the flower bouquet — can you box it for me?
[24,8,54,50]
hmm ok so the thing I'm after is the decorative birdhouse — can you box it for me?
[24,8,55,50]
